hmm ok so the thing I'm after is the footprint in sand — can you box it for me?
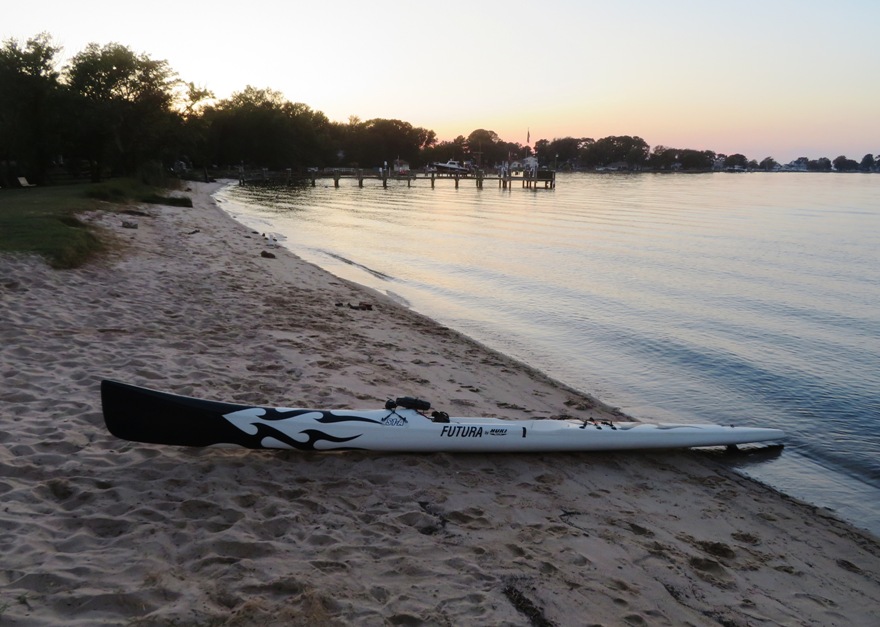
[689,556,735,588]
[444,506,491,529]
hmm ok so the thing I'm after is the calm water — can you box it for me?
[216,172,880,536]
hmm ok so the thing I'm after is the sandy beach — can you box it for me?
[1,181,878,626]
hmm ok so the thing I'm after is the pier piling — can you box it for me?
[240,169,555,190]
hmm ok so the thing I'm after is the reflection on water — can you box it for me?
[217,172,880,536]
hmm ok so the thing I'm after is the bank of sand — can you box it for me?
[1,181,878,625]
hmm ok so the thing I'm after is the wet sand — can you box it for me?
[1,181,877,625]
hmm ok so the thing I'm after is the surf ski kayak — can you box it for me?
[101,380,785,453]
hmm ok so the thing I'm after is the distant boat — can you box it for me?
[432,160,471,174]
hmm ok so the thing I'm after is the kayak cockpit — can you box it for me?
[384,396,453,424]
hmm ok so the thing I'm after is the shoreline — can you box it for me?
[219,176,880,539]
[1,181,877,625]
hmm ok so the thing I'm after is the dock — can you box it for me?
[239,168,556,190]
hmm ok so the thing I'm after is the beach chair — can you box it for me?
[17,177,36,187]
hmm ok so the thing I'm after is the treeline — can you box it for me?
[0,34,446,185]
[2,34,876,187]
[533,136,879,173]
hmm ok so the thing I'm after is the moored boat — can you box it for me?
[431,160,471,174]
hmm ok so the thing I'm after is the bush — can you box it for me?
[141,193,192,207]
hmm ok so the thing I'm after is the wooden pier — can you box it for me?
[240,168,555,190]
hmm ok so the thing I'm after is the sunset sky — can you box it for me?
[5,0,878,162]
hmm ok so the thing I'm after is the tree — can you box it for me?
[0,33,63,184]
[581,135,649,168]
[174,82,215,174]
[466,129,502,166]
[832,155,859,172]
[680,149,715,170]
[203,86,334,170]
[365,119,420,166]
[807,157,832,171]
[64,42,180,179]
[330,117,433,169]
[759,157,778,171]
[648,146,714,171]
[416,127,437,152]
[533,136,586,169]
[649,145,678,170]
[177,82,214,118]
[859,153,875,172]
[724,153,748,169]
[333,116,366,166]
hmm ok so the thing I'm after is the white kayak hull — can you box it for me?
[101,380,785,453]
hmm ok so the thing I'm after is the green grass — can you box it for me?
[0,179,192,268]
[84,178,192,207]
